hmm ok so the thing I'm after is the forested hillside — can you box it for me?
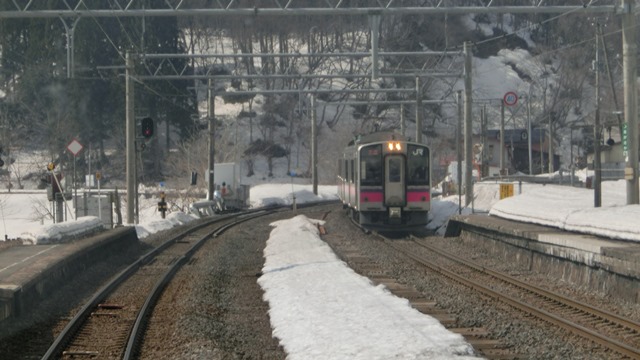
[0,0,622,188]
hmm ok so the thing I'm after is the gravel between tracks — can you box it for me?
[3,204,640,359]
[321,206,640,360]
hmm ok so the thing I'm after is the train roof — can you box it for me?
[347,131,408,146]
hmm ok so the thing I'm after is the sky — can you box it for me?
[2,175,640,358]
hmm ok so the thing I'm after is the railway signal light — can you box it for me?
[141,117,154,138]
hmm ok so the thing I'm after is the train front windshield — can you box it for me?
[407,144,429,186]
[360,144,383,186]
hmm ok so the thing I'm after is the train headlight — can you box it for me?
[387,142,402,151]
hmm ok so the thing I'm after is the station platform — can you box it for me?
[446,214,640,303]
[0,227,138,322]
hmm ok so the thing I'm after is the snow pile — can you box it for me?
[20,216,104,245]
[258,215,477,360]
[489,181,640,241]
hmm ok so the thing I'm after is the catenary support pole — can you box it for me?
[527,98,533,175]
[548,113,554,174]
[622,0,638,204]
[369,13,381,81]
[311,95,318,195]
[416,77,423,143]
[500,100,505,175]
[207,78,215,201]
[464,42,473,206]
[400,104,405,136]
[126,52,136,224]
[594,24,602,207]
[457,91,463,214]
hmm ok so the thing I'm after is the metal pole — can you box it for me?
[481,105,486,178]
[416,77,422,143]
[73,156,77,220]
[464,42,473,206]
[125,52,135,224]
[622,0,638,204]
[311,95,318,195]
[400,104,405,136]
[370,13,381,81]
[594,24,602,207]
[548,113,554,174]
[500,100,505,175]
[599,26,623,132]
[527,98,533,175]
[61,18,78,78]
[457,91,463,214]
[207,78,215,201]
[570,128,574,186]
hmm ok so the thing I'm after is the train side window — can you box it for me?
[345,160,349,181]
[344,160,348,180]
[350,160,355,182]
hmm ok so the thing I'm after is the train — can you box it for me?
[337,131,431,230]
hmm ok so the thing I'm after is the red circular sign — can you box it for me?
[503,91,518,106]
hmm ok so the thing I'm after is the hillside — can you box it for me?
[0,4,619,192]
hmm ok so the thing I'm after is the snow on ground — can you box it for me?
[258,214,477,360]
[3,175,640,359]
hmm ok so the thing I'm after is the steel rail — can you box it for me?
[41,200,338,359]
[40,214,227,360]
[411,237,640,334]
[40,209,266,360]
[380,237,640,359]
[123,210,273,359]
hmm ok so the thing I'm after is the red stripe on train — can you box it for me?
[360,191,384,202]
[407,191,430,202]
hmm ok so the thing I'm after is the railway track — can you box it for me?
[379,234,640,360]
[41,209,276,360]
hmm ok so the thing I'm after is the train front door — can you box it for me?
[384,155,405,207]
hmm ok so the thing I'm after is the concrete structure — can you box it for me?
[0,227,138,322]
[446,215,640,303]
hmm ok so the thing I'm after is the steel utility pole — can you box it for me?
[527,97,533,175]
[548,113,554,174]
[457,91,463,214]
[125,52,136,224]
[594,24,602,207]
[311,95,318,195]
[207,78,215,201]
[500,100,505,175]
[622,0,638,204]
[416,77,423,143]
[370,13,381,80]
[464,42,473,206]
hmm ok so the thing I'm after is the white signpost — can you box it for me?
[66,139,83,156]
[66,139,84,220]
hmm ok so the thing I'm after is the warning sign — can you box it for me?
[503,91,518,106]
[499,183,514,199]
